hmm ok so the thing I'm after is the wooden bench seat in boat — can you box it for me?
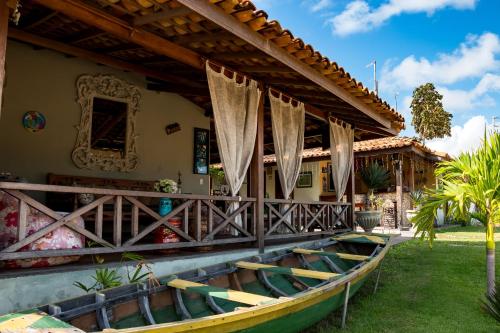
[292,248,370,261]
[332,233,386,245]
[235,261,339,280]
[166,278,277,306]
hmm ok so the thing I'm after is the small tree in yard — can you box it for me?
[410,83,453,142]
[412,131,499,296]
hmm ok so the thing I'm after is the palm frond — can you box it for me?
[360,163,390,191]
[481,283,500,322]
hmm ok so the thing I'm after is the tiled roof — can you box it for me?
[70,0,404,130]
[261,137,449,164]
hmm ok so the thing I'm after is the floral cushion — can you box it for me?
[0,191,85,268]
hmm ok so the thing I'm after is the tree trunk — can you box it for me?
[486,218,496,296]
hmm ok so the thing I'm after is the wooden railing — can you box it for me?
[263,198,351,240]
[0,182,257,261]
[0,183,352,262]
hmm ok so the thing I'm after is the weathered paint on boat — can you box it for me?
[0,232,391,333]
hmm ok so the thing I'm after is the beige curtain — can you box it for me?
[206,63,261,234]
[269,91,305,200]
[329,119,354,201]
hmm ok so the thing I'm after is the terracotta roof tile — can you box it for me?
[110,0,405,130]
[261,137,449,164]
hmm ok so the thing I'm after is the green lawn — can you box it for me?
[306,226,500,332]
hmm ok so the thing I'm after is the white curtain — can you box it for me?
[206,63,261,234]
[329,119,354,201]
[269,91,305,200]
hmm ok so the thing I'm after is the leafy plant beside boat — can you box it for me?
[356,163,390,232]
[73,246,157,293]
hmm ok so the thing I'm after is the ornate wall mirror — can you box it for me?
[72,74,140,172]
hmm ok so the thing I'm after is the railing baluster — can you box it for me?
[17,200,28,241]
[208,204,213,234]
[131,203,139,237]
[243,204,248,232]
[195,199,201,242]
[114,195,122,246]
[183,205,189,234]
[96,203,103,238]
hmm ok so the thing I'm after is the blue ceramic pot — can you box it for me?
[159,197,172,217]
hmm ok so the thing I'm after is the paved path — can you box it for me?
[355,226,416,245]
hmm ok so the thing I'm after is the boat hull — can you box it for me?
[0,232,390,333]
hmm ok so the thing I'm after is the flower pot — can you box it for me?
[406,209,418,226]
[355,211,382,233]
[158,197,172,217]
[154,217,182,254]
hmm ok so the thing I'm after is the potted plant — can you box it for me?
[154,178,178,216]
[209,167,225,195]
[154,179,181,249]
[355,163,390,232]
[406,189,424,225]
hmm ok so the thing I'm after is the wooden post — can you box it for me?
[341,281,351,329]
[345,152,356,229]
[409,155,415,206]
[250,92,265,253]
[114,195,122,246]
[0,0,9,120]
[395,159,404,230]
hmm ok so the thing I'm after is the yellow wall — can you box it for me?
[264,162,324,201]
[0,41,210,194]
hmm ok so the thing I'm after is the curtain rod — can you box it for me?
[328,115,352,129]
[206,60,302,104]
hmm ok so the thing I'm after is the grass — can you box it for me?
[306,226,500,332]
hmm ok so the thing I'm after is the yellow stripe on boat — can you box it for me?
[333,233,386,245]
[235,261,339,280]
[167,278,277,306]
[292,248,370,261]
[0,313,46,331]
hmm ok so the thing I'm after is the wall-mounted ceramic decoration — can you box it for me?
[22,111,46,132]
[193,127,209,175]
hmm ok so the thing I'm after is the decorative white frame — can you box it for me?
[72,74,141,172]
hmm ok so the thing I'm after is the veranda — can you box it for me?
[0,0,404,313]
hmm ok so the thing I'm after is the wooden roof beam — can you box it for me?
[34,0,204,70]
[235,65,296,74]
[177,0,395,132]
[8,29,205,90]
[133,6,192,26]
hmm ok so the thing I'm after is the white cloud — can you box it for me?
[330,0,477,36]
[426,116,493,156]
[437,74,500,111]
[310,0,332,12]
[381,32,500,91]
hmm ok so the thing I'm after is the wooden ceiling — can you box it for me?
[8,0,406,161]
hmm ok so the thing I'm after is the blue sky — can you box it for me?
[253,0,500,155]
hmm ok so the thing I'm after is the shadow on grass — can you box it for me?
[304,230,499,332]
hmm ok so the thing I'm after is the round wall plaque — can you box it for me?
[22,111,46,132]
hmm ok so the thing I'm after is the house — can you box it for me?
[258,137,449,228]
[0,0,404,313]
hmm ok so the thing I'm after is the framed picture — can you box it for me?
[193,128,209,175]
[296,171,313,188]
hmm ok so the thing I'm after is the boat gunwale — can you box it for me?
[109,233,393,333]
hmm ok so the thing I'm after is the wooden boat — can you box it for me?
[0,232,392,333]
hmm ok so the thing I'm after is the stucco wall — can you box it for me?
[264,161,323,201]
[0,41,209,195]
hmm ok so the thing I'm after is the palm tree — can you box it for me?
[412,131,499,295]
